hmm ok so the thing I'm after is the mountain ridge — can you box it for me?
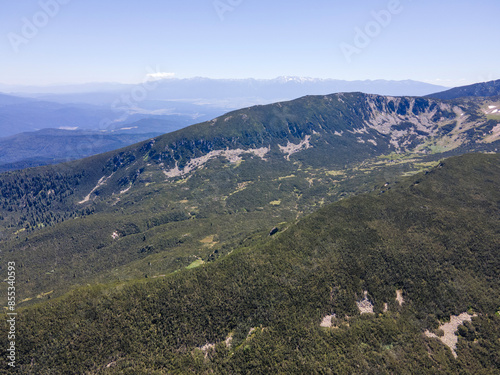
[0,89,499,307]
[427,79,500,100]
[74,91,500,189]
[1,90,498,241]
[2,77,448,97]
[4,78,495,171]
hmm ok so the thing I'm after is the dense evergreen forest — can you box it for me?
[2,153,498,374]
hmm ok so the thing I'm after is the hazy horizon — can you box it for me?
[0,76,456,89]
[1,0,499,88]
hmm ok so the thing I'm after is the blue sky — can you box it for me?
[1,0,499,87]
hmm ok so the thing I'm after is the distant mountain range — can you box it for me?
[3,77,448,106]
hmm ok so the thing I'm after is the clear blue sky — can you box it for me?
[1,0,499,87]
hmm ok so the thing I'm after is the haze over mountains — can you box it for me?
[0,93,221,137]
[2,77,448,104]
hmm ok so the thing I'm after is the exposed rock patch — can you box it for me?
[79,173,115,204]
[424,312,477,358]
[278,135,311,160]
[163,147,270,178]
[199,342,216,358]
[396,289,404,306]
[320,314,337,328]
[357,291,374,314]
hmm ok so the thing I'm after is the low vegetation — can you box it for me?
[2,153,499,374]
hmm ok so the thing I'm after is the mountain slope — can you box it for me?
[0,92,499,303]
[427,79,500,100]
[0,93,36,107]
[2,91,498,214]
[6,153,500,374]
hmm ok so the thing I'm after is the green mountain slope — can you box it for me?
[1,91,499,238]
[4,153,500,374]
[1,92,499,303]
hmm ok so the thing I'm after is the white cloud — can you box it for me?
[146,72,176,81]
